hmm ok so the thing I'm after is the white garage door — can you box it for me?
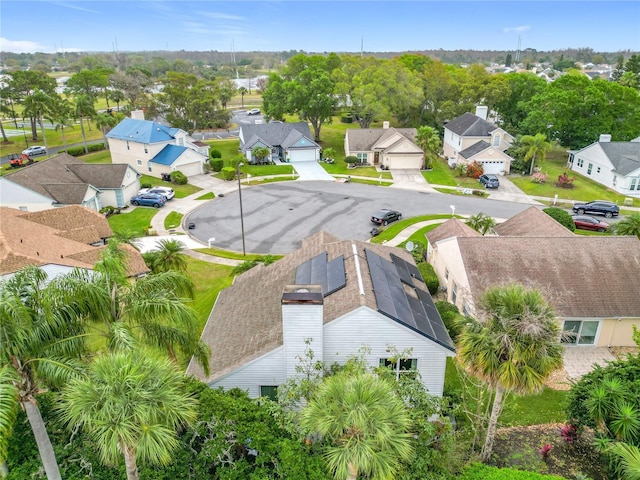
[290,149,317,162]
[176,161,203,177]
[388,156,423,169]
[481,160,505,175]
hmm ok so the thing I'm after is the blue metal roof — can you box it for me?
[106,118,176,144]
[150,145,187,166]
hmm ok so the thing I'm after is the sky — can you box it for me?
[1,1,639,55]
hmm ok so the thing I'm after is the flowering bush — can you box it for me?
[556,171,575,189]
[532,172,549,184]
[539,443,553,459]
[466,161,484,179]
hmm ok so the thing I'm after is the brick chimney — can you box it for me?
[281,285,323,380]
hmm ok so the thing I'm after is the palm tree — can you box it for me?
[0,267,88,480]
[238,86,248,108]
[51,97,74,151]
[465,212,497,235]
[611,212,640,239]
[144,239,188,273]
[520,133,552,176]
[608,442,640,480]
[301,371,414,480]
[22,89,54,150]
[252,146,271,164]
[58,241,209,371]
[74,94,96,154]
[0,365,19,477]
[415,125,442,169]
[58,351,198,480]
[456,284,563,462]
[95,111,119,148]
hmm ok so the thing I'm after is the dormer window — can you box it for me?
[492,134,501,147]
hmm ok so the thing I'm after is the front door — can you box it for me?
[374,152,380,165]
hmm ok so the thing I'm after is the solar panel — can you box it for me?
[365,249,455,352]
[295,252,346,297]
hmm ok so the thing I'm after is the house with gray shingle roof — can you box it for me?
[568,135,640,197]
[443,106,514,175]
[239,122,319,164]
[0,206,148,278]
[106,112,209,179]
[186,231,455,399]
[344,122,424,169]
[0,153,139,212]
[426,210,640,348]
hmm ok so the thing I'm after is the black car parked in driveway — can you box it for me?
[572,200,619,218]
[371,209,402,225]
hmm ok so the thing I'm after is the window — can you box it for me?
[260,386,278,401]
[177,137,184,146]
[613,175,617,186]
[577,158,584,168]
[356,152,367,162]
[19,206,28,211]
[562,320,599,345]
[451,281,458,304]
[631,178,640,191]
[444,268,449,281]
[492,134,501,147]
[587,163,593,175]
[126,141,130,150]
[144,144,149,154]
[380,358,417,372]
[136,159,142,166]
[462,302,471,316]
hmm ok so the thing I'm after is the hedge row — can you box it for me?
[59,143,106,156]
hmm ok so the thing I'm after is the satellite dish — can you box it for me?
[406,241,415,252]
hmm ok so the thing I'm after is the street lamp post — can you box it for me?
[237,162,246,256]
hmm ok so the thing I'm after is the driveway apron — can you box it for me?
[290,161,334,181]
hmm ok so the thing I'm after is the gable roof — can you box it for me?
[0,206,148,277]
[150,144,189,166]
[106,118,179,144]
[494,207,575,237]
[426,218,481,245]
[346,127,418,152]
[459,140,492,159]
[599,142,640,176]
[4,154,129,203]
[456,236,640,318]
[445,112,497,137]
[240,122,316,152]
[188,231,453,383]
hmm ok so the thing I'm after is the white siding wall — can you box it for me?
[0,178,54,211]
[570,144,629,194]
[282,303,323,379]
[212,347,286,397]
[324,307,451,396]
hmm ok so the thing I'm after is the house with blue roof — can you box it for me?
[106,111,209,179]
[239,122,319,164]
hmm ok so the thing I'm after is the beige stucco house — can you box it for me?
[443,106,514,175]
[426,207,640,348]
[344,122,424,170]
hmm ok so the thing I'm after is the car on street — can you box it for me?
[572,200,619,218]
[572,215,610,232]
[130,193,167,208]
[139,186,175,200]
[247,108,261,115]
[371,209,402,225]
[22,146,47,157]
[479,174,500,189]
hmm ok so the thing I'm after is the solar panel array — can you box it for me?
[365,249,454,351]
[295,252,346,297]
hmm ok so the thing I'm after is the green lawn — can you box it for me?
[164,211,184,230]
[370,214,458,244]
[107,208,157,237]
[79,150,112,164]
[194,247,283,262]
[0,123,103,157]
[185,256,234,332]
[424,159,458,186]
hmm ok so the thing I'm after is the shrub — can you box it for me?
[556,171,575,189]
[532,172,549,184]
[210,158,223,172]
[543,207,576,231]
[559,423,578,444]
[418,262,439,295]
[435,301,463,340]
[63,143,106,156]
[171,170,187,185]
[231,260,258,275]
[454,163,467,177]
[540,443,553,459]
[99,206,116,216]
[221,166,236,181]
[210,149,222,159]
[466,161,483,179]
[140,182,152,189]
[344,155,358,168]
[459,463,566,479]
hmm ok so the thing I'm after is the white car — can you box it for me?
[139,186,175,200]
[247,108,261,116]
[22,146,47,156]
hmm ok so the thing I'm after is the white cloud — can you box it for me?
[503,26,531,34]
[0,37,53,53]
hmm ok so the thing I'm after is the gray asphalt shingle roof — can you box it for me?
[599,142,640,176]
[445,112,497,137]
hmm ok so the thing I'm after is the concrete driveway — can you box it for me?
[485,175,542,205]
[291,161,335,181]
[183,181,535,254]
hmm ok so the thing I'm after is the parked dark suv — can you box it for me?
[371,209,402,225]
[479,174,500,189]
[572,200,619,218]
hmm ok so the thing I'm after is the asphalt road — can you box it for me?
[184,181,534,254]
